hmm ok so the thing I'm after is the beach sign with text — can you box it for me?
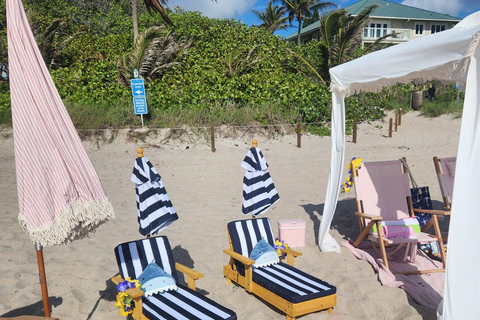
[130,78,148,115]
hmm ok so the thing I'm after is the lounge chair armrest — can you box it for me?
[111,274,123,285]
[412,208,450,216]
[280,247,302,257]
[355,212,383,220]
[175,262,204,291]
[111,274,144,298]
[280,247,302,267]
[223,249,255,266]
[175,262,204,280]
[125,287,144,299]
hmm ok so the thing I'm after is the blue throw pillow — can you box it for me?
[138,261,177,296]
[249,238,279,268]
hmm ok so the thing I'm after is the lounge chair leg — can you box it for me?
[225,277,232,286]
[327,307,333,314]
[286,315,295,320]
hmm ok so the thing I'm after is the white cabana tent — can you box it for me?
[318,11,480,319]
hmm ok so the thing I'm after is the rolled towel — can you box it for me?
[382,225,414,238]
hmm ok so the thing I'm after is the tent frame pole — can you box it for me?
[35,243,51,317]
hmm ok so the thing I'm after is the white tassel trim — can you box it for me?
[18,200,115,247]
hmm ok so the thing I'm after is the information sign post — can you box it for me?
[130,78,148,126]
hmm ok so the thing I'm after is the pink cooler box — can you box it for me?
[278,219,306,248]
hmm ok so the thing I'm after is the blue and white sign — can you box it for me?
[130,78,148,115]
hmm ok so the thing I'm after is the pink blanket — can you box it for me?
[342,240,444,311]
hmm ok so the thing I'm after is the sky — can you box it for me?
[168,0,480,38]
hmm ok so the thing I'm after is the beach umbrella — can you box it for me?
[131,148,178,236]
[241,139,280,216]
[6,0,115,316]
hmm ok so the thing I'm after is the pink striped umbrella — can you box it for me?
[6,0,115,315]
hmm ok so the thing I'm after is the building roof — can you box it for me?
[286,0,461,40]
[345,0,461,21]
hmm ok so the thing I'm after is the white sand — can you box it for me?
[0,111,460,319]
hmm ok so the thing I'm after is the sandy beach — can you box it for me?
[0,110,460,320]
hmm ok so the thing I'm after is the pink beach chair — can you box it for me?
[433,156,456,210]
[431,156,456,240]
[351,159,447,274]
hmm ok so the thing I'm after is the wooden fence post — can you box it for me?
[389,118,393,137]
[353,118,358,143]
[297,122,301,148]
[395,112,398,132]
[210,125,215,152]
[398,108,402,125]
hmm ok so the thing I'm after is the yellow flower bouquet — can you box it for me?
[115,278,141,316]
[341,157,362,194]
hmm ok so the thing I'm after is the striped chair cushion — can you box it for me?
[115,237,237,320]
[227,218,336,303]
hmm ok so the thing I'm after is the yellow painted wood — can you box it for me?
[175,262,204,291]
[111,275,147,320]
[223,229,336,320]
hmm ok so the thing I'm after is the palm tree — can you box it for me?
[275,0,336,45]
[223,45,262,78]
[318,5,392,79]
[286,5,392,84]
[117,26,192,86]
[131,0,173,41]
[252,1,289,34]
[131,1,217,40]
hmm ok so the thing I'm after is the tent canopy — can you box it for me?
[318,11,480,320]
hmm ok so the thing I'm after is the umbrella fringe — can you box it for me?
[18,200,115,247]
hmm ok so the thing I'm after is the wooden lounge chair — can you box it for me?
[351,158,447,274]
[430,156,455,239]
[112,236,237,320]
[223,217,336,320]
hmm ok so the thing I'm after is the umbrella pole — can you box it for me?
[35,243,51,317]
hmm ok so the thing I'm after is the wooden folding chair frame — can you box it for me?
[111,262,204,320]
[223,229,336,320]
[352,158,448,275]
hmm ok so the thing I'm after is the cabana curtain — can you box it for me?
[318,12,480,319]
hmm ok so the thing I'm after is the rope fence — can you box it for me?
[1,112,405,151]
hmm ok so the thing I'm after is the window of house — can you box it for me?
[415,23,425,35]
[364,22,389,38]
[431,24,446,34]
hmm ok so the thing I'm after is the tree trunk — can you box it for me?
[132,0,139,41]
[297,16,302,45]
[297,23,301,45]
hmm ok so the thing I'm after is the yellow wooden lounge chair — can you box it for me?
[223,217,336,320]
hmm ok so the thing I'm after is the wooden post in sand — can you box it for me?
[296,122,301,148]
[395,112,398,132]
[398,108,402,125]
[353,119,358,143]
[210,126,215,152]
[389,118,393,137]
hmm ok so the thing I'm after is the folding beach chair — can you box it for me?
[433,156,455,211]
[223,217,336,320]
[351,158,447,274]
[431,156,456,240]
[112,236,237,320]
